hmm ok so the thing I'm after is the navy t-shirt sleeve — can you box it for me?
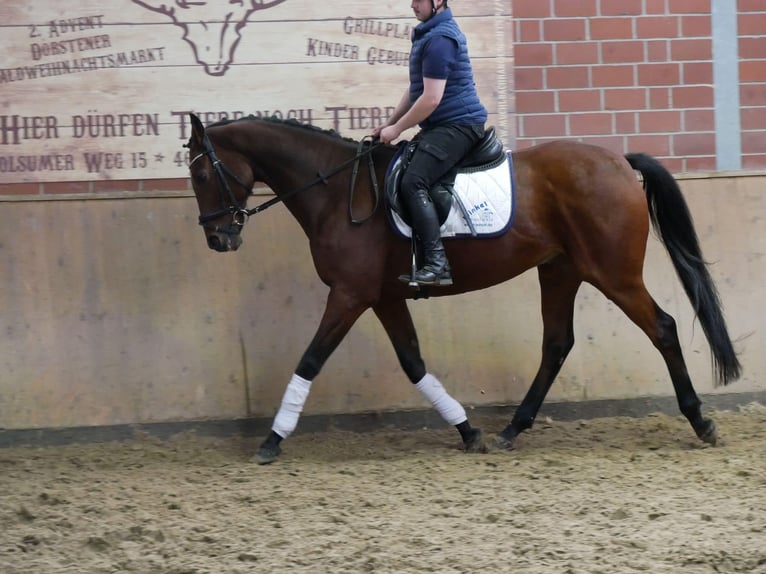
[421,35,459,79]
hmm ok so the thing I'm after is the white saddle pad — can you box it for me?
[391,151,515,239]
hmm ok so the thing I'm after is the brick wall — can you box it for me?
[513,0,766,173]
[739,0,766,168]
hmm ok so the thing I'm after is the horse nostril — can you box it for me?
[207,235,222,250]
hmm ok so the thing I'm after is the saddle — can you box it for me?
[385,127,506,227]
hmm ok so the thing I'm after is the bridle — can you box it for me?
[186,132,383,234]
[187,133,253,233]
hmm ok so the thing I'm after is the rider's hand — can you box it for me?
[379,125,402,145]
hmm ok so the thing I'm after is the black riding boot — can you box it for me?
[399,189,453,286]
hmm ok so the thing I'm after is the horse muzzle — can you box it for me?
[205,228,243,252]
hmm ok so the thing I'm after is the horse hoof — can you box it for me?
[493,434,516,452]
[253,445,282,465]
[698,419,719,446]
[463,428,487,453]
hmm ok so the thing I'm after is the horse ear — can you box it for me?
[189,113,205,145]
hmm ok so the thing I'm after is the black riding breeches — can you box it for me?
[400,124,485,199]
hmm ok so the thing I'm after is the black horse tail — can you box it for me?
[624,153,741,386]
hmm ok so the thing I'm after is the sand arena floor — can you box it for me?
[1,403,765,574]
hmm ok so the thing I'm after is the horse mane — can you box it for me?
[207,114,359,144]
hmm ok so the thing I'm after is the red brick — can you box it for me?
[0,182,41,195]
[515,43,554,66]
[649,87,672,108]
[604,88,647,110]
[555,0,597,17]
[515,68,545,90]
[740,85,766,106]
[741,108,766,130]
[627,134,672,156]
[646,40,669,62]
[738,13,766,35]
[742,131,766,154]
[740,61,766,83]
[543,19,587,41]
[670,38,712,61]
[570,112,613,135]
[639,110,682,132]
[668,0,711,14]
[683,156,716,171]
[577,135,626,153]
[739,38,766,60]
[93,179,141,193]
[546,66,590,88]
[556,42,599,65]
[592,65,635,87]
[638,63,681,85]
[516,91,556,113]
[141,178,191,192]
[636,16,679,38]
[519,114,567,137]
[42,181,92,194]
[742,154,766,169]
[684,109,715,131]
[682,62,713,84]
[645,0,669,14]
[590,18,634,40]
[521,114,568,137]
[673,86,714,108]
[738,0,766,11]
[660,157,684,173]
[614,112,637,133]
[681,15,711,37]
[602,41,645,63]
[673,133,715,155]
[600,0,643,16]
[514,0,552,18]
[516,20,542,42]
[558,89,602,112]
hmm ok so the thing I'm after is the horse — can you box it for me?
[184,112,741,464]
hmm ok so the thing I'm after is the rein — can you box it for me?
[188,134,383,232]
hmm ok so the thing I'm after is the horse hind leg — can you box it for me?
[496,258,582,450]
[602,280,718,445]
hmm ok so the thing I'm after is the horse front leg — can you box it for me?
[372,298,485,453]
[254,288,367,464]
[496,259,581,450]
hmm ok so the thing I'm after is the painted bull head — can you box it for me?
[132,0,286,76]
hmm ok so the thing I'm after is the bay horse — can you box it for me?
[184,112,741,464]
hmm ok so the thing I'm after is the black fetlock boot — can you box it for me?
[399,189,453,287]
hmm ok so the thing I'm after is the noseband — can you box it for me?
[187,133,384,235]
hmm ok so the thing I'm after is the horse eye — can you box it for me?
[192,171,209,184]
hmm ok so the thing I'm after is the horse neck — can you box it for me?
[234,122,361,231]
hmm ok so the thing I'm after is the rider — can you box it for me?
[372,0,487,287]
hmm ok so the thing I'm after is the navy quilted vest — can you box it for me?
[409,9,487,129]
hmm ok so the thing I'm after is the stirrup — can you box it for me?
[398,267,453,287]
[405,234,420,289]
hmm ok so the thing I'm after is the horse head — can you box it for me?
[186,112,255,252]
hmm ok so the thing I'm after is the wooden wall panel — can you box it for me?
[1,175,763,430]
[0,1,513,183]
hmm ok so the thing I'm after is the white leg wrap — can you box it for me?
[415,373,467,426]
[272,374,312,439]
